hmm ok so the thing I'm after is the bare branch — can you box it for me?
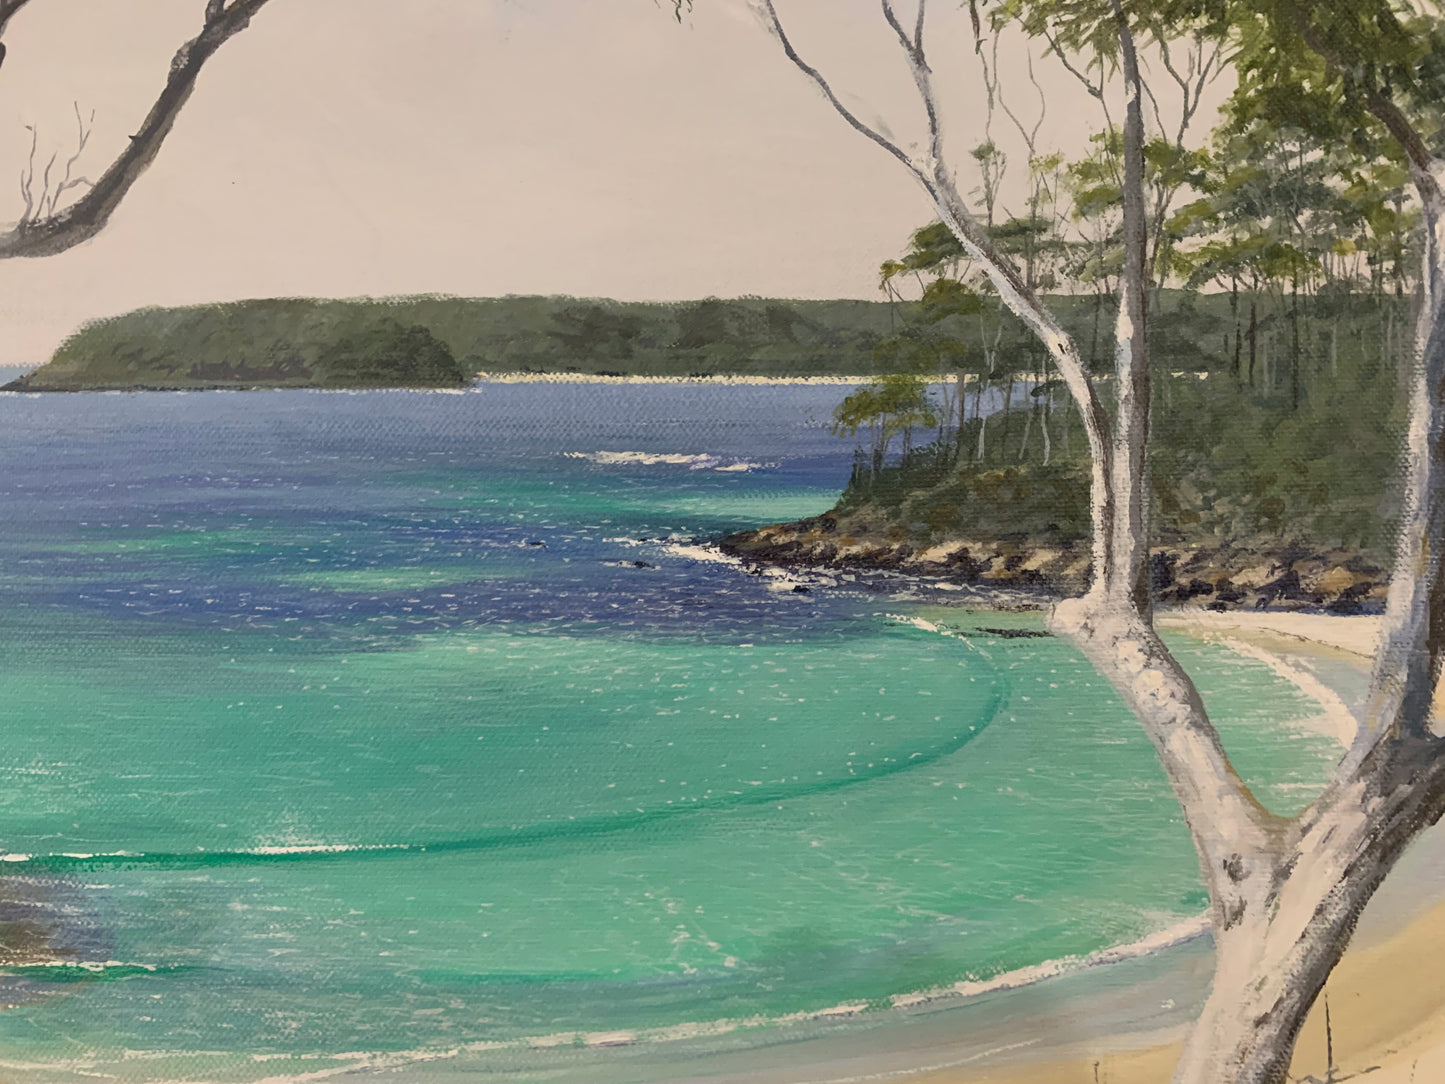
[1041,28,1103,101]
[754,0,924,179]
[0,0,272,259]
[36,147,57,216]
[1138,64,1170,142]
[880,0,943,167]
[995,50,1043,160]
[1156,35,1219,150]
[0,0,34,42]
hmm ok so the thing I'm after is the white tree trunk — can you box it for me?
[758,7,1445,1082]
[1171,160,1445,1083]
[1174,734,1445,1084]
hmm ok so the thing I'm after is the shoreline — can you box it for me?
[351,607,1441,1084]
[0,373,878,394]
[472,371,876,385]
[875,609,1445,1084]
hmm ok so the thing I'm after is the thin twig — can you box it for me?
[1042,28,1103,100]
[17,123,36,225]
[47,102,95,217]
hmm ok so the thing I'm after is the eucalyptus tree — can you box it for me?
[0,1,272,260]
[672,1,1445,1082]
[1132,2,1445,1080]
[879,225,1021,460]
[1064,128,1126,367]
[832,370,938,474]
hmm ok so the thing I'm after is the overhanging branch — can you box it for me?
[0,0,34,42]
[755,0,924,180]
[0,0,272,259]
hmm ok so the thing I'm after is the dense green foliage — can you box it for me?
[838,281,1408,561]
[10,301,470,391]
[823,0,1430,567]
[13,295,927,389]
[311,319,464,388]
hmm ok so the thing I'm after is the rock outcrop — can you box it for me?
[720,514,1387,613]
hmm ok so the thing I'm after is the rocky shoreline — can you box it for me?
[719,514,1387,613]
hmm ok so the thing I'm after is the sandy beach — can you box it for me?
[880,609,1445,1084]
[471,372,879,386]
[894,891,1445,1083]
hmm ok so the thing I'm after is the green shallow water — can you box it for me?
[0,386,1347,1082]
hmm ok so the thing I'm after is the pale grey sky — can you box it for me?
[0,1,1225,368]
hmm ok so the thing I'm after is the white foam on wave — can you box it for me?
[0,843,411,865]
[245,842,411,856]
[0,903,1212,1082]
[888,914,1210,1009]
[660,542,746,568]
[1212,636,1358,748]
[564,451,769,472]
[884,614,972,640]
[22,959,159,973]
[102,915,1204,1081]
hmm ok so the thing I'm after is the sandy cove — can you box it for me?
[878,609,1445,1084]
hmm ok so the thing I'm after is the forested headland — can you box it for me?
[11,269,1412,611]
[724,117,1419,613]
[5,295,911,389]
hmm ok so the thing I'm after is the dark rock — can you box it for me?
[1149,551,1179,595]
[1214,578,1245,604]
[1257,568,1303,606]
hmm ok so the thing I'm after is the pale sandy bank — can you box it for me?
[1157,609,1384,661]
[472,372,874,385]
[896,892,1445,1083]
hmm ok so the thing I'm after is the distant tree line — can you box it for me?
[10,305,469,390]
[16,295,929,388]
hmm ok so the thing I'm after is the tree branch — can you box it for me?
[0,0,34,42]
[46,103,96,219]
[1106,0,1151,613]
[0,0,272,259]
[880,0,944,168]
[1286,6,1442,204]
[755,0,924,180]
[1041,28,1103,101]
[1057,0,1282,908]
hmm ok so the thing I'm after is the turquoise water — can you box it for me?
[0,386,1342,1082]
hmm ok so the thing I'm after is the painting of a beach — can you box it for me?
[2,3,1445,1083]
